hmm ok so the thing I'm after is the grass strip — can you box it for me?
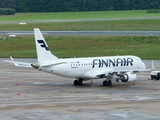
[0,10,160,22]
[0,35,159,59]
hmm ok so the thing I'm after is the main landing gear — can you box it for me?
[103,77,112,87]
[73,77,113,87]
[74,79,83,86]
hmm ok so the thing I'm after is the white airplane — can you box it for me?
[5,28,153,87]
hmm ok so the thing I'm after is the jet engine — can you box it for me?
[120,73,136,82]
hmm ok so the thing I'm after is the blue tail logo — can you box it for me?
[37,40,49,51]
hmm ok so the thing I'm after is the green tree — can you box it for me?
[16,0,29,12]
[15,0,160,12]
[0,0,17,9]
[0,8,16,15]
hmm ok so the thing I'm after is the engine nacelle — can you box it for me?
[120,73,136,82]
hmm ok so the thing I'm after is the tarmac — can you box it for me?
[0,58,160,120]
[1,31,160,36]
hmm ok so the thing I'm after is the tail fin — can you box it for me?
[34,28,58,62]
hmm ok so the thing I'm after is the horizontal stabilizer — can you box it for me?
[4,60,32,67]
[4,56,32,67]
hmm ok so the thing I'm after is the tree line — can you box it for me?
[0,0,160,12]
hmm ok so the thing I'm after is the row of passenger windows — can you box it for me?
[71,63,93,67]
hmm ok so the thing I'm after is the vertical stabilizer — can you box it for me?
[34,28,58,62]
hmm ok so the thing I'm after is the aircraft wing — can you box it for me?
[82,69,115,79]
[4,56,32,68]
[115,69,151,74]
[103,60,154,75]
[95,60,154,78]
[83,68,152,79]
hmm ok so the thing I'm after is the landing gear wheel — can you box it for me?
[156,76,159,80]
[74,80,79,86]
[108,80,112,87]
[79,80,83,86]
[103,80,112,87]
[73,79,83,86]
[103,81,108,87]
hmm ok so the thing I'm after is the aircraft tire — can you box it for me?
[74,80,83,86]
[108,80,112,87]
[78,80,83,86]
[103,81,108,87]
[156,76,159,80]
[74,80,79,86]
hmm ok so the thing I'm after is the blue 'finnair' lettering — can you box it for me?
[37,40,49,51]
[92,57,133,68]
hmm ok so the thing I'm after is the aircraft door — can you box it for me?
[136,58,140,69]
[65,63,69,73]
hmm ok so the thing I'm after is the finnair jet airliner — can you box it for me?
[5,28,152,87]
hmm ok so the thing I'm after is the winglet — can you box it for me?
[10,56,14,61]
